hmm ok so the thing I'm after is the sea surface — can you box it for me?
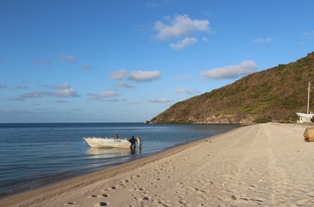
[0,122,239,199]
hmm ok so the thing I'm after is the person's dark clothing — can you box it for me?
[129,136,136,149]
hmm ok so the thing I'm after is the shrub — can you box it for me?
[253,117,272,123]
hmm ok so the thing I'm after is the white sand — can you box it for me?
[1,123,314,207]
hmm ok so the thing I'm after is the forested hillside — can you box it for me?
[151,52,314,124]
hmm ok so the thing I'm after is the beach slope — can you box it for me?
[1,123,314,207]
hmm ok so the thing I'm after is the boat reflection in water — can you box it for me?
[86,147,132,159]
[130,146,142,155]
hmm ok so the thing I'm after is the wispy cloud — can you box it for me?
[110,70,162,82]
[154,14,211,40]
[14,83,78,100]
[19,88,77,99]
[176,75,190,81]
[58,55,77,63]
[201,60,258,80]
[55,100,69,103]
[129,100,141,104]
[302,30,314,40]
[53,88,77,97]
[81,64,97,70]
[8,97,25,101]
[0,84,8,89]
[253,37,274,43]
[129,70,162,82]
[52,83,71,89]
[12,86,28,90]
[146,1,159,8]
[32,58,52,64]
[170,37,198,50]
[110,70,129,80]
[147,98,173,103]
[102,98,126,102]
[174,86,199,95]
[117,82,135,88]
[88,90,118,100]
[20,91,49,99]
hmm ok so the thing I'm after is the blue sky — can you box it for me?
[1,0,314,123]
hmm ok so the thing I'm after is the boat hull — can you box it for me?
[296,112,314,123]
[83,137,131,148]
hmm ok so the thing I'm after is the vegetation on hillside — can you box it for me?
[151,52,314,124]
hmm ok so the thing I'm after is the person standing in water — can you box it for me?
[129,136,136,149]
[137,136,142,148]
[115,134,119,139]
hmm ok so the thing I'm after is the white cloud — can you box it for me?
[129,70,162,82]
[53,88,77,97]
[117,82,134,88]
[170,37,198,50]
[154,14,211,40]
[88,90,118,100]
[201,60,258,80]
[147,98,173,103]
[253,38,274,43]
[58,55,77,63]
[20,91,46,98]
[174,86,199,95]
[17,83,78,99]
[110,70,162,82]
[110,70,129,80]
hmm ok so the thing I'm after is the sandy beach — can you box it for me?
[1,123,314,207]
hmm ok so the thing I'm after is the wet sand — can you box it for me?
[1,123,314,207]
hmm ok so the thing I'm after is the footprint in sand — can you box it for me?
[65,201,76,205]
[88,194,109,199]
[122,179,130,183]
[104,186,118,192]
[93,201,108,206]
[142,196,150,201]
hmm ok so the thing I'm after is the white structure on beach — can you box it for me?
[296,82,314,123]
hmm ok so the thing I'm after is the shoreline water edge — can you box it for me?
[2,123,314,206]
[0,123,239,200]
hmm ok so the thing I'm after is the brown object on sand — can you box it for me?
[303,127,314,142]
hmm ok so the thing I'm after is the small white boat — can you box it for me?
[296,112,314,123]
[83,137,130,148]
[296,82,314,123]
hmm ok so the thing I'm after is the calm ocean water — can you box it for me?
[0,123,239,198]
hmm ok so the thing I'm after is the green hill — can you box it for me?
[151,52,314,124]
